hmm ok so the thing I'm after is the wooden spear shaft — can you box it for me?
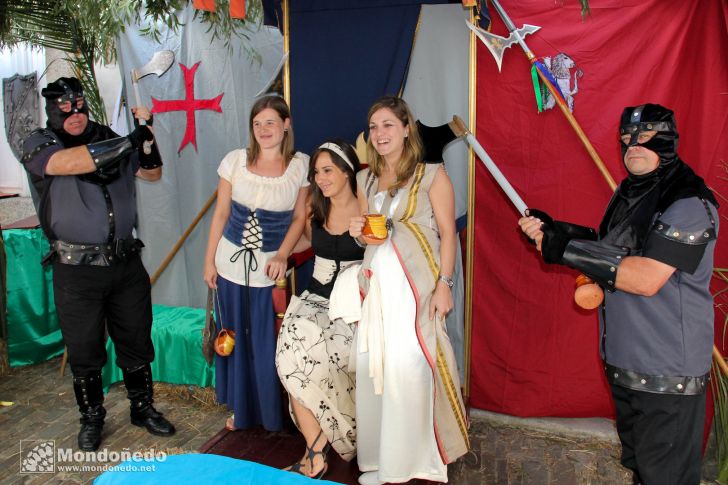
[488,0,616,189]
[530,62,616,191]
[150,190,217,286]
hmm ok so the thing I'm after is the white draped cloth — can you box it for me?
[355,191,447,483]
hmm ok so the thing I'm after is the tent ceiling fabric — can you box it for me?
[288,0,446,154]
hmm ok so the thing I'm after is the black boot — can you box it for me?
[122,364,175,436]
[72,372,106,451]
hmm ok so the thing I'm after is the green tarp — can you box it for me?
[102,305,215,389]
[4,228,214,389]
[4,228,63,366]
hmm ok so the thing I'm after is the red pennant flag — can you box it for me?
[193,0,215,13]
[230,0,246,19]
[193,0,245,19]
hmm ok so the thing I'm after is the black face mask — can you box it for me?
[619,104,679,169]
[41,77,89,135]
[600,103,717,246]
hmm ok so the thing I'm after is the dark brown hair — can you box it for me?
[308,139,360,226]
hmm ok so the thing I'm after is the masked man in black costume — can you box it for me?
[519,104,718,485]
[20,77,175,451]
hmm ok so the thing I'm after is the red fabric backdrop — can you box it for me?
[470,0,728,417]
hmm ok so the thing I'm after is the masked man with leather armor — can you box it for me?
[20,77,175,451]
[519,104,718,485]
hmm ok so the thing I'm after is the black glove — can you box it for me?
[127,125,154,150]
[138,142,164,170]
[527,209,571,264]
[527,208,599,264]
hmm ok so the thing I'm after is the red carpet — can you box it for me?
[198,426,438,484]
[198,427,359,484]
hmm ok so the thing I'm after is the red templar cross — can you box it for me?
[151,62,224,153]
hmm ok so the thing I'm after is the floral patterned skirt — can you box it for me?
[275,290,357,460]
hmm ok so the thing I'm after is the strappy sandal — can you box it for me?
[284,460,307,476]
[305,429,331,480]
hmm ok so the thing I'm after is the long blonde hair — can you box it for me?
[246,95,295,166]
[366,96,422,194]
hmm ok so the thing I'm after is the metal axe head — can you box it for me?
[132,50,175,82]
[466,20,540,72]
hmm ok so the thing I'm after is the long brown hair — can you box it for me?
[246,95,295,166]
[366,96,422,194]
[308,139,360,226]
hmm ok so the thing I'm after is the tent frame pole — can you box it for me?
[463,6,477,405]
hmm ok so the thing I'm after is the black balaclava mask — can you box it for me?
[619,103,679,170]
[41,77,89,136]
[600,103,717,245]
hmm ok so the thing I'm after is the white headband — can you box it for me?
[318,142,354,171]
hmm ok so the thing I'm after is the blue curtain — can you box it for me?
[288,0,445,154]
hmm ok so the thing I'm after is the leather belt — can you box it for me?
[43,238,144,267]
[606,364,708,396]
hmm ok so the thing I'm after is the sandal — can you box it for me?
[225,415,237,431]
[284,461,307,476]
[305,429,331,479]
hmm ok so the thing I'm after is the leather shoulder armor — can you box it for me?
[650,219,716,246]
[643,200,716,274]
[21,128,60,164]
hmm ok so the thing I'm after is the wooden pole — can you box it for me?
[462,6,478,405]
[714,346,728,378]
[150,191,217,286]
[531,62,617,191]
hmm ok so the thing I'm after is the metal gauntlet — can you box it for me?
[561,239,629,292]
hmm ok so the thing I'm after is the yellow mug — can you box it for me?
[362,214,388,244]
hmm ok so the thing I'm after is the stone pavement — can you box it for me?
[0,357,227,484]
[0,357,720,484]
[450,411,631,484]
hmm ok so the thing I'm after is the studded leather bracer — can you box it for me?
[561,239,630,292]
[86,136,133,170]
[81,136,134,184]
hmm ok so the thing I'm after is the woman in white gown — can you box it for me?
[350,97,469,484]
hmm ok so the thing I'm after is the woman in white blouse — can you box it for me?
[203,95,309,432]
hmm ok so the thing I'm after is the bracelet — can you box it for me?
[352,235,366,248]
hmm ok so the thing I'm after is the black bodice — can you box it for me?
[310,219,365,262]
[307,219,365,298]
